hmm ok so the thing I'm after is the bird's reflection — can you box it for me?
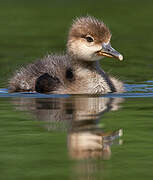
[11,95,124,160]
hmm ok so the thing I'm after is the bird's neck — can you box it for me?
[71,59,101,71]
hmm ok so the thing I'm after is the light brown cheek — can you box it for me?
[67,40,80,56]
[79,38,89,46]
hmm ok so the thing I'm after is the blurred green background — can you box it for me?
[0,1,153,180]
[0,0,153,88]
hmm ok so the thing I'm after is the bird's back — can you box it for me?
[9,54,71,93]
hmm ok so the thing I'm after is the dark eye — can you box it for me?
[85,36,94,42]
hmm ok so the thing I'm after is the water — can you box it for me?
[0,0,153,179]
[0,82,153,180]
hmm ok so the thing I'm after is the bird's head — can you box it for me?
[67,16,123,62]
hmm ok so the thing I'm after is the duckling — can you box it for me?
[9,16,124,94]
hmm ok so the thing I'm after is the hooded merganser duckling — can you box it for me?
[9,16,124,94]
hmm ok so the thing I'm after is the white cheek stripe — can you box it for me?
[70,40,103,61]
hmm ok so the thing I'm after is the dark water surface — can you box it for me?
[0,0,153,179]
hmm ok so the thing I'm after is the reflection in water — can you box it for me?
[11,96,124,160]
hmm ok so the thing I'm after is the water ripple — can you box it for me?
[0,81,153,98]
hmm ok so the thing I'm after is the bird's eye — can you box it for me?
[85,36,94,42]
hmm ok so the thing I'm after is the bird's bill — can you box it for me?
[97,43,123,61]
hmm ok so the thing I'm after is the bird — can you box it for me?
[9,16,124,94]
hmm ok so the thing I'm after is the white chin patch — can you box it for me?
[70,41,102,61]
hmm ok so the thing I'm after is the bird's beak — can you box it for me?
[97,43,123,61]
